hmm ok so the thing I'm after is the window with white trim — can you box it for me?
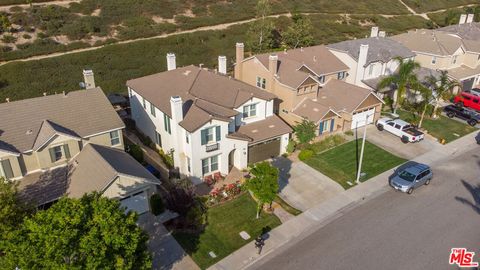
[142,97,146,109]
[163,113,171,134]
[150,103,156,117]
[452,55,458,64]
[202,155,219,175]
[337,71,346,80]
[110,130,120,146]
[256,76,266,89]
[243,104,257,118]
[201,126,221,145]
[318,76,325,83]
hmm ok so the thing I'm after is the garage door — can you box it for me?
[120,191,149,214]
[248,138,281,164]
[351,107,375,129]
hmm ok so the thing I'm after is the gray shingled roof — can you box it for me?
[390,29,463,56]
[127,66,276,132]
[0,88,125,153]
[438,22,480,41]
[327,37,415,66]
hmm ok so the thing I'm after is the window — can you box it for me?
[201,126,221,145]
[319,119,334,134]
[155,131,162,147]
[202,155,219,175]
[110,130,120,146]
[49,145,70,163]
[337,71,346,80]
[243,104,257,118]
[185,132,189,144]
[187,157,191,173]
[142,97,146,109]
[256,76,266,89]
[150,103,156,117]
[163,113,171,134]
[0,159,14,179]
[452,55,458,64]
[318,76,325,83]
[368,65,374,76]
[431,56,437,65]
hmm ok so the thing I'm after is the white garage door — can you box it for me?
[120,191,149,214]
[351,107,375,129]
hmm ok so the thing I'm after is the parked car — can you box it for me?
[390,163,432,194]
[443,105,480,126]
[453,92,480,112]
[376,117,425,143]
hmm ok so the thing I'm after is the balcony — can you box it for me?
[205,143,220,152]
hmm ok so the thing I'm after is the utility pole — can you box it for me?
[356,114,372,184]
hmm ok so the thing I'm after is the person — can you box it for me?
[254,236,265,254]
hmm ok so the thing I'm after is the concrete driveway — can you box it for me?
[272,157,344,211]
[363,125,439,159]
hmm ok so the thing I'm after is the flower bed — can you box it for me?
[207,181,243,206]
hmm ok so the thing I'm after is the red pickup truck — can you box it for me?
[454,92,480,112]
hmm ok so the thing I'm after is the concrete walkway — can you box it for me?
[208,131,479,270]
[272,157,344,211]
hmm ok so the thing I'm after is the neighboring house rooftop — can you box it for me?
[438,22,480,41]
[327,37,415,66]
[390,29,463,56]
[362,67,441,92]
[227,115,292,143]
[254,45,349,88]
[293,79,382,122]
[126,66,276,132]
[0,88,125,154]
[18,144,160,205]
[448,64,480,81]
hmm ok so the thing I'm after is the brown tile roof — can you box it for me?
[448,64,480,80]
[228,115,292,144]
[67,144,160,198]
[390,29,463,56]
[0,88,124,153]
[127,66,276,132]
[255,45,349,88]
[292,98,334,123]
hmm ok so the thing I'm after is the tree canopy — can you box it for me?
[283,14,314,49]
[245,162,279,218]
[0,193,151,270]
[294,119,318,144]
[246,0,277,53]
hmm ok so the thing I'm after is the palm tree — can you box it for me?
[426,70,460,118]
[411,81,433,128]
[378,57,421,114]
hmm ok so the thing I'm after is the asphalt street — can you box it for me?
[249,148,480,270]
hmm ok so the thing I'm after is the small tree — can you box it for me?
[409,81,433,128]
[283,13,314,49]
[293,119,317,145]
[427,70,459,118]
[0,15,11,33]
[245,162,279,219]
[246,0,276,53]
[0,193,151,270]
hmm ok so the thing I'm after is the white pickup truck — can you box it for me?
[376,117,425,143]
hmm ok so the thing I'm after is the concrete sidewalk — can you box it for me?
[208,131,479,270]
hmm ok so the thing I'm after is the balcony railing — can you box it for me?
[205,143,220,152]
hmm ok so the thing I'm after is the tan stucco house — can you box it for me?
[0,83,160,213]
[234,43,383,136]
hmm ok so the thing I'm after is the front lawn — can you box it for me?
[304,140,406,189]
[172,193,281,269]
[397,110,477,143]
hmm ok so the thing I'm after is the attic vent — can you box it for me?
[313,108,319,112]
[251,129,258,133]
[183,70,192,76]
[26,129,33,135]
[321,96,327,99]
[268,125,275,128]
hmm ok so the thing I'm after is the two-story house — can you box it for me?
[234,43,383,137]
[0,77,160,213]
[127,55,292,184]
[391,17,480,92]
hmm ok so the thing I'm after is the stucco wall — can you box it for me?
[84,130,124,150]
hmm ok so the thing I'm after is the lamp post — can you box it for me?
[356,114,373,184]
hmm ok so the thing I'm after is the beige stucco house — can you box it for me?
[0,82,160,213]
[234,43,383,137]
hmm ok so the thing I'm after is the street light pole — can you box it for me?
[356,114,372,184]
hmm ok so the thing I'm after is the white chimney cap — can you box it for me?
[170,95,182,103]
[269,54,278,60]
[236,42,244,48]
[82,69,93,75]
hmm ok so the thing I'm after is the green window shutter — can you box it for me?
[49,148,56,163]
[1,159,14,179]
[163,114,167,132]
[201,129,207,145]
[216,126,221,141]
[64,144,71,159]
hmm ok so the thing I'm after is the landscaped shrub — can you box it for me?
[149,193,165,216]
[286,139,296,153]
[344,130,354,136]
[128,144,144,164]
[1,35,17,43]
[298,149,314,161]
[185,204,207,228]
[159,148,174,169]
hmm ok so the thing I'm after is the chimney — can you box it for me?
[170,96,183,123]
[355,44,369,85]
[269,54,278,76]
[218,55,227,75]
[82,69,95,89]
[166,53,176,71]
[378,31,386,38]
[234,42,244,79]
[466,14,474,24]
[169,96,183,171]
[370,26,379,38]
[459,14,467,25]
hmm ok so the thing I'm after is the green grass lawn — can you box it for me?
[304,140,406,189]
[397,110,478,143]
[173,193,281,269]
